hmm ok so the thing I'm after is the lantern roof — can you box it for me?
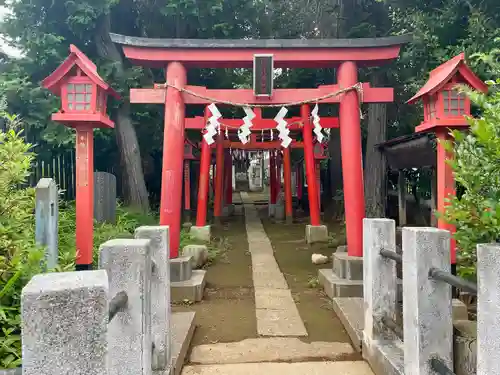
[42,44,120,99]
[407,53,488,104]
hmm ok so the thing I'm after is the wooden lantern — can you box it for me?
[407,52,488,266]
[408,53,488,133]
[42,44,120,129]
[41,45,120,271]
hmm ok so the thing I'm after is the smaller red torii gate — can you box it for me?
[190,109,339,228]
[184,115,339,131]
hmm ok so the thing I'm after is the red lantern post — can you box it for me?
[408,53,488,265]
[42,45,120,270]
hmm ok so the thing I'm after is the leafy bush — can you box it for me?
[444,49,500,280]
[0,113,159,367]
[0,109,45,369]
[58,202,159,268]
[0,104,219,368]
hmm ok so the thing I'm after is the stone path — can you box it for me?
[240,191,307,337]
[181,192,374,375]
[183,361,372,375]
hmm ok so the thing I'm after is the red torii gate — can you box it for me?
[209,109,338,225]
[111,34,410,258]
[184,110,339,226]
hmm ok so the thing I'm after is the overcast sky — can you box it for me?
[0,5,23,58]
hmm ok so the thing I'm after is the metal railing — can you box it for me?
[108,291,128,322]
[425,267,477,375]
[379,248,402,264]
[380,315,403,341]
[428,268,477,295]
[378,248,404,340]
[429,356,456,375]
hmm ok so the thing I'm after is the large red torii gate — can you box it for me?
[111,33,410,258]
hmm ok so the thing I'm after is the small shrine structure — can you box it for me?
[379,53,488,266]
[41,45,120,270]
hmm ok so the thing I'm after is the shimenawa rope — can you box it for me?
[161,82,364,113]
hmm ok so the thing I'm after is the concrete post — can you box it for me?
[22,271,108,375]
[99,239,152,375]
[135,226,171,372]
[35,178,58,269]
[94,171,117,224]
[402,227,452,375]
[477,244,500,375]
[363,218,398,343]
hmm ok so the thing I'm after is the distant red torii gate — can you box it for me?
[111,33,410,258]
[184,115,339,130]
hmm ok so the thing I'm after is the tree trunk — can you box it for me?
[364,73,388,218]
[95,14,150,212]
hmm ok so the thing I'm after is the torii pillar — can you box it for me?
[213,131,225,224]
[224,149,234,216]
[191,106,212,242]
[160,62,187,258]
[269,151,277,217]
[338,61,365,257]
[283,146,293,224]
[302,104,329,243]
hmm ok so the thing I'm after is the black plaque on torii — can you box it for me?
[253,54,274,97]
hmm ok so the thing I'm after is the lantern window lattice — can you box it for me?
[67,83,93,111]
[428,95,437,119]
[443,89,466,116]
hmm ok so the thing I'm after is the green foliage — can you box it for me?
[444,47,500,280]
[0,105,45,369]
[57,202,159,268]
[0,102,159,367]
[179,229,225,265]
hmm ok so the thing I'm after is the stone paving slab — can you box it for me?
[256,306,308,337]
[252,268,282,278]
[332,297,364,352]
[251,254,277,266]
[252,274,289,290]
[240,192,308,337]
[248,242,273,253]
[254,289,296,310]
[182,361,374,375]
[251,262,281,273]
[189,337,355,365]
[254,289,295,309]
[168,312,196,375]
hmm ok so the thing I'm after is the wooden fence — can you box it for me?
[28,151,77,200]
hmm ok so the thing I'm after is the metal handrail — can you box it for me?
[379,248,402,264]
[380,315,403,341]
[377,248,404,341]
[429,356,456,375]
[428,268,477,295]
[109,291,128,322]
